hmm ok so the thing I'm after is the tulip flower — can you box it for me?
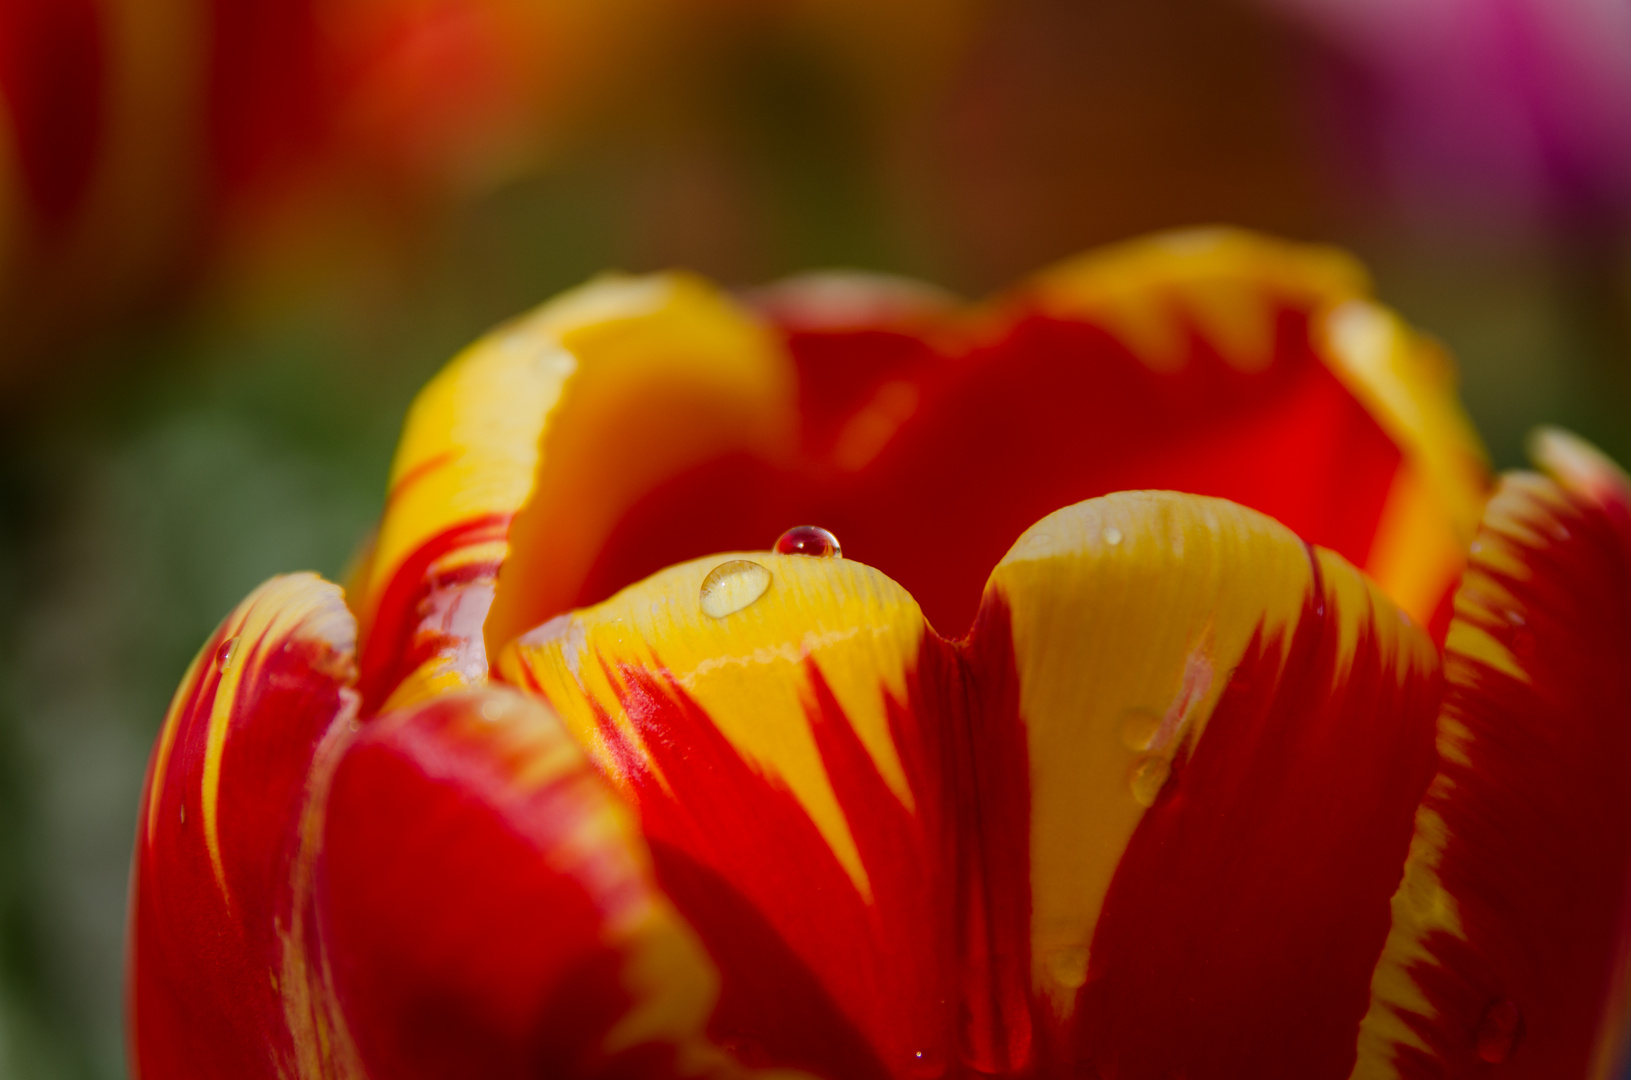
[128,228,1631,1079]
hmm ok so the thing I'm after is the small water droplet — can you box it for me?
[1130,755,1171,807]
[480,699,507,723]
[179,804,186,826]
[1475,998,1524,1064]
[1045,945,1090,989]
[700,560,772,618]
[346,719,360,734]
[216,635,241,672]
[1118,707,1162,752]
[1102,527,1123,546]
[774,525,842,558]
[905,1046,947,1078]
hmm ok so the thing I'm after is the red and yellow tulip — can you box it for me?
[128,227,1631,1079]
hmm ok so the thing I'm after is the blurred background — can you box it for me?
[1,0,1628,1074]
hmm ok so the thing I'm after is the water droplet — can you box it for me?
[1475,998,1524,1064]
[774,525,842,558]
[1130,755,1171,807]
[480,699,507,723]
[700,560,772,618]
[179,804,186,826]
[1102,527,1123,546]
[1045,945,1090,989]
[216,635,241,672]
[1119,707,1162,752]
[905,1046,946,1078]
[346,719,360,734]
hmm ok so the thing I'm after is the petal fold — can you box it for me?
[1351,431,1631,1080]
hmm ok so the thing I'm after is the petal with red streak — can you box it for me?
[354,271,795,713]
[1351,429,1631,1080]
[992,493,1442,1079]
[310,687,772,1079]
[129,573,358,1080]
[501,551,947,1079]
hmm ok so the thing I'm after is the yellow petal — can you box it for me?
[354,272,796,712]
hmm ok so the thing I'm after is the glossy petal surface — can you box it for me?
[502,491,1442,1078]
[1352,432,1631,1080]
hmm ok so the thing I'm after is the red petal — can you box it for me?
[1352,430,1631,1079]
[577,229,1487,638]
[312,687,746,1078]
[129,574,357,1079]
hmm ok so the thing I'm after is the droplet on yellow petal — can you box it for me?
[698,560,772,618]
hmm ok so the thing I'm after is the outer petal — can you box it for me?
[130,574,358,1079]
[354,271,796,713]
[307,687,784,1079]
[500,490,1442,1078]
[1006,495,1441,1078]
[1350,430,1631,1080]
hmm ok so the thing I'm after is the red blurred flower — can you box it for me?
[129,229,1631,1078]
[0,0,979,382]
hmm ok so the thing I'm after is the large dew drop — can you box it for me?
[774,525,842,558]
[700,560,772,618]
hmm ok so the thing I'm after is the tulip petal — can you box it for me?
[1316,299,1490,638]
[310,687,777,1079]
[130,573,359,1079]
[501,552,938,1078]
[355,272,795,712]
[579,228,1487,640]
[501,490,1441,1078]
[1350,430,1631,1080]
[1000,494,1441,1078]
[1007,227,1486,636]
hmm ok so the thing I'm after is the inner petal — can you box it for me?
[572,299,1403,637]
